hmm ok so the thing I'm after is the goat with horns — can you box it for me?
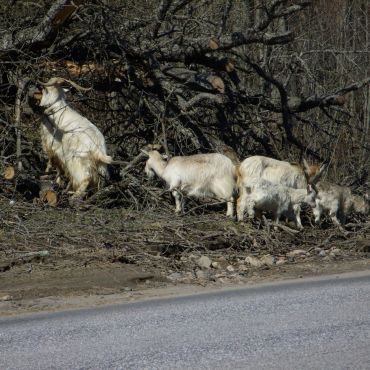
[32,77,112,198]
[236,155,326,222]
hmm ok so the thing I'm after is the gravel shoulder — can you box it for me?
[1,255,369,316]
[1,200,369,316]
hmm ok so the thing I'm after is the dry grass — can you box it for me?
[1,195,369,275]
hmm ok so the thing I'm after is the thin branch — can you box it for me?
[0,0,83,54]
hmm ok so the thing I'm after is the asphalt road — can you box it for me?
[1,271,370,370]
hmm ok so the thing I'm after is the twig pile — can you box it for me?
[0,195,368,273]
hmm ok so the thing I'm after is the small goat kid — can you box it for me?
[36,77,112,198]
[243,179,317,229]
[142,150,237,216]
[313,181,369,225]
[237,155,325,222]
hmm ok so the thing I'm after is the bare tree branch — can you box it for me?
[0,0,83,55]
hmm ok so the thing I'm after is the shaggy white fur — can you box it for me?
[144,150,237,216]
[38,78,112,198]
[239,179,317,229]
[237,155,325,222]
[313,181,369,225]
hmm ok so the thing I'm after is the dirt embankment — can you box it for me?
[0,198,369,315]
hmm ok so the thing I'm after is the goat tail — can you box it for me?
[95,151,113,164]
[233,164,242,197]
[235,164,242,187]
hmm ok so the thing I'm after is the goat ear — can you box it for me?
[307,183,318,194]
[307,184,315,193]
[311,163,326,184]
[152,144,162,150]
[302,158,309,171]
[63,87,71,93]
[319,163,327,173]
[140,149,149,156]
[146,143,162,151]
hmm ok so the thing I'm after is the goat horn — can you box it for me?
[37,77,92,91]
[140,149,149,156]
[62,78,92,92]
[37,77,65,86]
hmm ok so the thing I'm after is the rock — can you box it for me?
[286,249,307,258]
[0,295,12,301]
[181,276,195,284]
[196,256,212,269]
[211,261,221,269]
[195,269,210,280]
[260,254,276,266]
[167,272,183,282]
[185,272,197,282]
[330,248,342,257]
[214,256,229,269]
[357,240,370,253]
[22,250,49,258]
[319,250,326,257]
[226,265,235,272]
[245,256,262,268]
[238,264,248,272]
[276,257,287,266]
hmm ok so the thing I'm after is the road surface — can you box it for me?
[1,271,370,369]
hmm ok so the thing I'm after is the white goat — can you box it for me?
[35,77,112,198]
[237,155,325,221]
[142,150,237,216]
[313,181,369,225]
[243,179,317,229]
